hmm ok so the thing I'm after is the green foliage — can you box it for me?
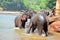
[0,0,56,11]
[46,0,56,9]
[0,0,26,11]
[23,0,56,10]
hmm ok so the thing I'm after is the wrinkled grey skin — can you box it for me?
[27,10,49,36]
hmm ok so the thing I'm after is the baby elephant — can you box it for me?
[27,11,49,36]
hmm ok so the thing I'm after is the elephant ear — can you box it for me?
[43,10,50,16]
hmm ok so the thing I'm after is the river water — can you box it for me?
[0,14,60,40]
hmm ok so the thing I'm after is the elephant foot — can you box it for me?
[26,30,30,34]
[41,33,48,37]
[32,30,35,33]
[23,27,25,29]
[46,34,48,37]
[45,32,48,37]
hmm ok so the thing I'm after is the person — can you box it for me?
[52,6,56,16]
[48,6,56,17]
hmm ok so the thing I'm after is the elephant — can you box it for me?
[25,10,37,19]
[27,10,49,36]
[15,13,28,29]
[15,10,36,29]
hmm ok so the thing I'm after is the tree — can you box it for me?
[0,0,56,11]
[23,0,56,10]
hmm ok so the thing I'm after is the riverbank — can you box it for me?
[0,11,22,15]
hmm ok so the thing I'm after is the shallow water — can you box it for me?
[0,14,60,40]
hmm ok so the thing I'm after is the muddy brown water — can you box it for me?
[0,14,60,40]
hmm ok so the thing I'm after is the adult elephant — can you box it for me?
[15,10,35,29]
[27,10,49,36]
[25,10,37,19]
[15,13,28,29]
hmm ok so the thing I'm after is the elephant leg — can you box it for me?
[15,23,18,27]
[15,20,18,27]
[18,22,22,29]
[27,21,33,34]
[32,26,36,33]
[22,23,25,28]
[43,22,48,36]
[37,25,43,35]
[27,26,32,33]
[44,27,48,36]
